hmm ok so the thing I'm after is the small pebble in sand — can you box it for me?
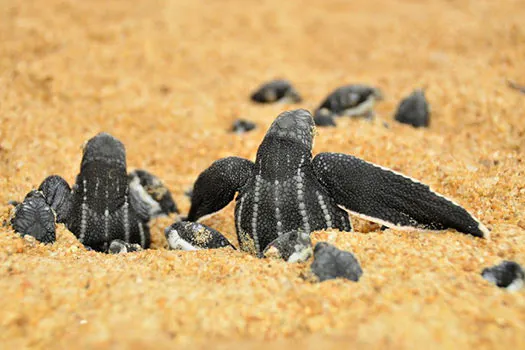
[394,89,430,128]
[10,190,56,244]
[231,119,256,134]
[250,79,302,104]
[481,260,524,292]
[316,84,383,120]
[310,242,363,282]
[108,239,143,254]
[165,221,236,251]
[313,108,337,127]
[263,230,313,263]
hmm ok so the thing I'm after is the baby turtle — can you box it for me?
[108,239,143,254]
[10,190,56,244]
[394,89,430,128]
[128,169,179,219]
[481,260,524,292]
[250,79,302,104]
[313,109,337,127]
[188,109,489,257]
[165,221,236,251]
[310,242,363,282]
[12,133,177,252]
[231,119,256,134]
[262,230,313,263]
[315,84,383,120]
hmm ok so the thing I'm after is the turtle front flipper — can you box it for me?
[128,169,178,221]
[165,221,236,250]
[312,152,489,238]
[11,190,56,244]
[187,157,254,221]
[38,175,72,224]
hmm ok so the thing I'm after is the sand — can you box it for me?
[1,0,524,348]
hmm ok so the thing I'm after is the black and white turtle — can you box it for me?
[394,89,430,128]
[315,84,383,120]
[165,221,236,251]
[250,79,302,104]
[262,230,313,263]
[310,242,363,282]
[231,119,256,134]
[482,260,524,292]
[12,133,177,252]
[10,190,56,244]
[187,109,489,257]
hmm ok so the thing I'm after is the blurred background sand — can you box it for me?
[0,0,524,348]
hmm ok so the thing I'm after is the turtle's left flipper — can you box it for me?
[38,175,72,224]
[188,157,254,222]
[313,152,489,238]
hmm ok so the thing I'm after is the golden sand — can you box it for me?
[1,0,524,348]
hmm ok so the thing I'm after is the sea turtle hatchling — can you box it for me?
[187,109,489,258]
[250,79,302,104]
[315,84,383,120]
[10,132,178,252]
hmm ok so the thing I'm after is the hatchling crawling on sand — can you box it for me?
[250,79,302,104]
[188,109,489,257]
[314,84,383,121]
[10,132,178,252]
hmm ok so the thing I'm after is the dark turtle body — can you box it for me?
[188,109,489,257]
[12,133,177,252]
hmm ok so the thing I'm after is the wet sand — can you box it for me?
[0,0,524,348]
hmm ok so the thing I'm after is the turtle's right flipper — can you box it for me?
[38,175,72,224]
[11,190,56,244]
[187,157,254,221]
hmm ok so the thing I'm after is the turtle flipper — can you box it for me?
[38,175,72,224]
[165,221,236,250]
[187,157,254,221]
[11,190,56,244]
[128,169,178,221]
[312,152,489,238]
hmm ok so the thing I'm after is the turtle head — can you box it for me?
[263,109,316,150]
[81,132,126,168]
